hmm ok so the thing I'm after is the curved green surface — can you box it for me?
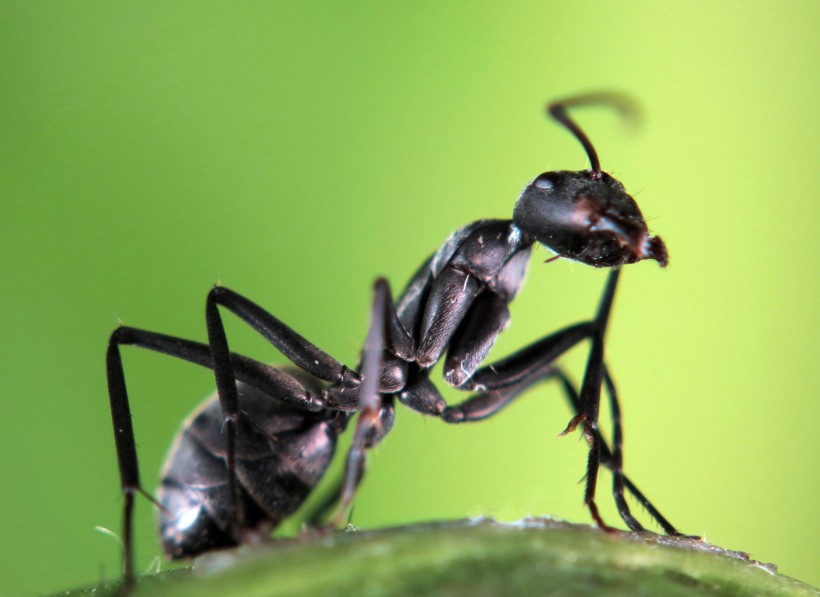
[64,520,817,597]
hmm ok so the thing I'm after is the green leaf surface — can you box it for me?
[59,518,817,597]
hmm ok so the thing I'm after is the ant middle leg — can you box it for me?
[332,278,398,526]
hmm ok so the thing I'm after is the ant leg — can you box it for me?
[601,371,685,535]
[301,449,374,528]
[441,362,559,423]
[106,338,150,587]
[443,291,512,387]
[207,285,413,380]
[112,328,332,410]
[439,249,538,388]
[459,321,596,392]
[415,268,482,367]
[301,471,357,528]
[332,278,395,526]
[599,367,642,531]
[206,286,356,384]
[554,368,686,535]
[554,365,639,532]
[551,269,619,530]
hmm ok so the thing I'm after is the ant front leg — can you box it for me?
[565,268,621,531]
[554,368,687,536]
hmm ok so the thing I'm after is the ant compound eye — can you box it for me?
[534,177,554,191]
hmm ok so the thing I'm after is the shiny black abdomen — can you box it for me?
[157,378,337,559]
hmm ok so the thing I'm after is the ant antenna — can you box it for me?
[547,92,639,180]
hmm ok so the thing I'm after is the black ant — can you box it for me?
[106,93,685,588]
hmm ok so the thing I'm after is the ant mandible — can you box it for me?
[106,93,685,588]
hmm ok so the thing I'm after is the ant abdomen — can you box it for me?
[158,377,339,559]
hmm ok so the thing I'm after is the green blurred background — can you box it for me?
[1,2,817,595]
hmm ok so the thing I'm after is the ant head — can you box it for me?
[512,94,667,268]
[513,169,667,267]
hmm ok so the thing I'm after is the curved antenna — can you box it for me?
[547,92,640,179]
